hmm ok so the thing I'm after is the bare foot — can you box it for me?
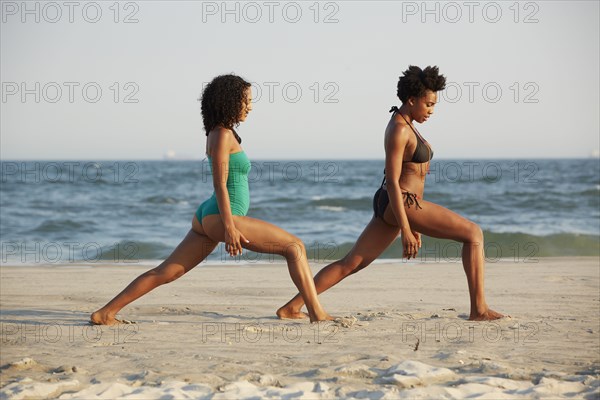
[276,306,309,320]
[469,308,504,321]
[90,310,117,325]
[90,310,135,325]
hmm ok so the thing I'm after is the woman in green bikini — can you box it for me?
[91,74,332,324]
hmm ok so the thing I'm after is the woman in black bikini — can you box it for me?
[277,65,503,321]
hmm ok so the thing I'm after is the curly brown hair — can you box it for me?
[397,65,446,103]
[200,74,251,143]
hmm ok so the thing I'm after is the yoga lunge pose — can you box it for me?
[277,66,503,321]
[91,74,332,325]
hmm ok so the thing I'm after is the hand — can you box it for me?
[412,230,422,249]
[401,229,419,260]
[224,226,250,257]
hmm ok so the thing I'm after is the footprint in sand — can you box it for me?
[117,318,137,324]
[356,311,391,321]
[333,316,358,328]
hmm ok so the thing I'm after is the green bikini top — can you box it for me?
[206,151,252,183]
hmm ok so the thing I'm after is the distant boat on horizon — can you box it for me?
[163,149,199,160]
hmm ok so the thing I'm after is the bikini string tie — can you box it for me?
[403,192,423,209]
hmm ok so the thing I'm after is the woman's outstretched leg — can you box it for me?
[91,220,218,325]
[202,215,333,322]
[277,217,400,318]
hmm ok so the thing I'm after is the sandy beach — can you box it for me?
[1,257,598,399]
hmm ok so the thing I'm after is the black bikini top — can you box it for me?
[389,106,433,163]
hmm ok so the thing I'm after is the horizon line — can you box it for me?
[1,156,599,162]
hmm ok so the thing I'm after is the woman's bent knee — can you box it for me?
[282,236,306,261]
[465,222,484,244]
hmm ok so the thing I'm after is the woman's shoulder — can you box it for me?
[207,126,243,156]
[208,126,238,146]
[209,125,235,137]
[386,118,413,141]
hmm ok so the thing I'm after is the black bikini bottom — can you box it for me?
[373,187,422,219]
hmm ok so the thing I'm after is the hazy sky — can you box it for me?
[1,0,599,160]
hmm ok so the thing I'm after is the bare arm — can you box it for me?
[210,128,236,230]
[384,124,420,258]
[208,128,249,255]
[384,124,411,232]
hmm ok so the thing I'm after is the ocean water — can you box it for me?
[1,159,598,265]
